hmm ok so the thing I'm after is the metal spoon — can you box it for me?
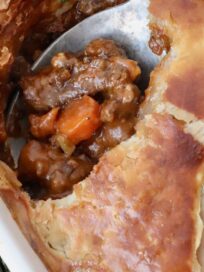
[33,0,160,86]
[7,0,162,165]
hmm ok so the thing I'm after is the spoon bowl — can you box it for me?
[7,0,162,165]
[33,0,161,88]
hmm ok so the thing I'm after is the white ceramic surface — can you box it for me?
[0,200,47,272]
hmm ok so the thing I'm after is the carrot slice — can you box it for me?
[29,107,59,138]
[57,96,101,144]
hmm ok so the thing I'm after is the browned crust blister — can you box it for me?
[1,0,204,271]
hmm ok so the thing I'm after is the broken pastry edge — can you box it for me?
[1,0,204,270]
[0,162,73,272]
[143,6,204,268]
[0,0,11,11]
[140,13,204,269]
[0,112,204,271]
[142,1,204,146]
[3,27,204,272]
[194,171,204,272]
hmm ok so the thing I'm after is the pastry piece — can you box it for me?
[1,113,204,271]
[0,0,76,141]
[0,0,77,82]
[1,0,204,271]
[0,0,44,140]
[141,0,204,145]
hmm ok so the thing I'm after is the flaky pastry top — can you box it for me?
[1,0,204,271]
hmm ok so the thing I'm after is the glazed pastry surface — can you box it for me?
[1,0,204,271]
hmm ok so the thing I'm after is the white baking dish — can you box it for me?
[0,200,47,272]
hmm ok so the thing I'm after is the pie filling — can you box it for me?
[2,0,170,200]
[17,39,142,199]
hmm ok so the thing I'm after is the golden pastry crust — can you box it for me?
[1,0,204,271]
[0,0,10,10]
[0,168,65,271]
[149,0,204,28]
[0,0,76,141]
[1,113,204,271]
[0,0,45,140]
[141,0,204,144]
